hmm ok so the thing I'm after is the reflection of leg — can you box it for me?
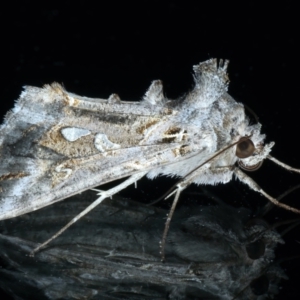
[161,166,233,261]
[234,167,300,214]
[161,184,185,261]
[30,171,147,257]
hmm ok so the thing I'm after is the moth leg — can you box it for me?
[160,166,232,260]
[234,167,300,214]
[268,155,300,173]
[30,171,147,257]
[160,184,186,261]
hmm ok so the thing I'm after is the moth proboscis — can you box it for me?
[0,58,300,259]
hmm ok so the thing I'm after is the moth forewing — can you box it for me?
[0,82,188,220]
[1,58,300,257]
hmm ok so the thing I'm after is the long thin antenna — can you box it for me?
[159,137,252,260]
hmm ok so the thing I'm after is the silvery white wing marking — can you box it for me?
[0,59,296,224]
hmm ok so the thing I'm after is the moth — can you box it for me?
[0,58,299,258]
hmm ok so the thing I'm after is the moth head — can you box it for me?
[235,137,275,172]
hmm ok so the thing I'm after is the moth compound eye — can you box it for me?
[238,160,263,172]
[236,138,255,158]
[250,275,269,295]
[245,218,267,259]
[246,240,265,259]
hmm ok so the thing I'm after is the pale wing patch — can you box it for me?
[61,127,91,142]
[55,164,73,179]
[94,133,121,153]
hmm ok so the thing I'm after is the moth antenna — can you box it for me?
[147,140,236,206]
[234,167,300,214]
[152,137,253,207]
[158,137,254,260]
[243,103,259,123]
[268,155,300,173]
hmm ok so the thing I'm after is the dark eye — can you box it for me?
[236,138,255,158]
[244,218,267,259]
[246,240,265,259]
[250,275,269,295]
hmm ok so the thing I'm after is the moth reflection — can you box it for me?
[0,193,287,299]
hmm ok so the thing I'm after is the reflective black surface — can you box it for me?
[0,193,287,299]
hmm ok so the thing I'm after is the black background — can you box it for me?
[1,1,300,299]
